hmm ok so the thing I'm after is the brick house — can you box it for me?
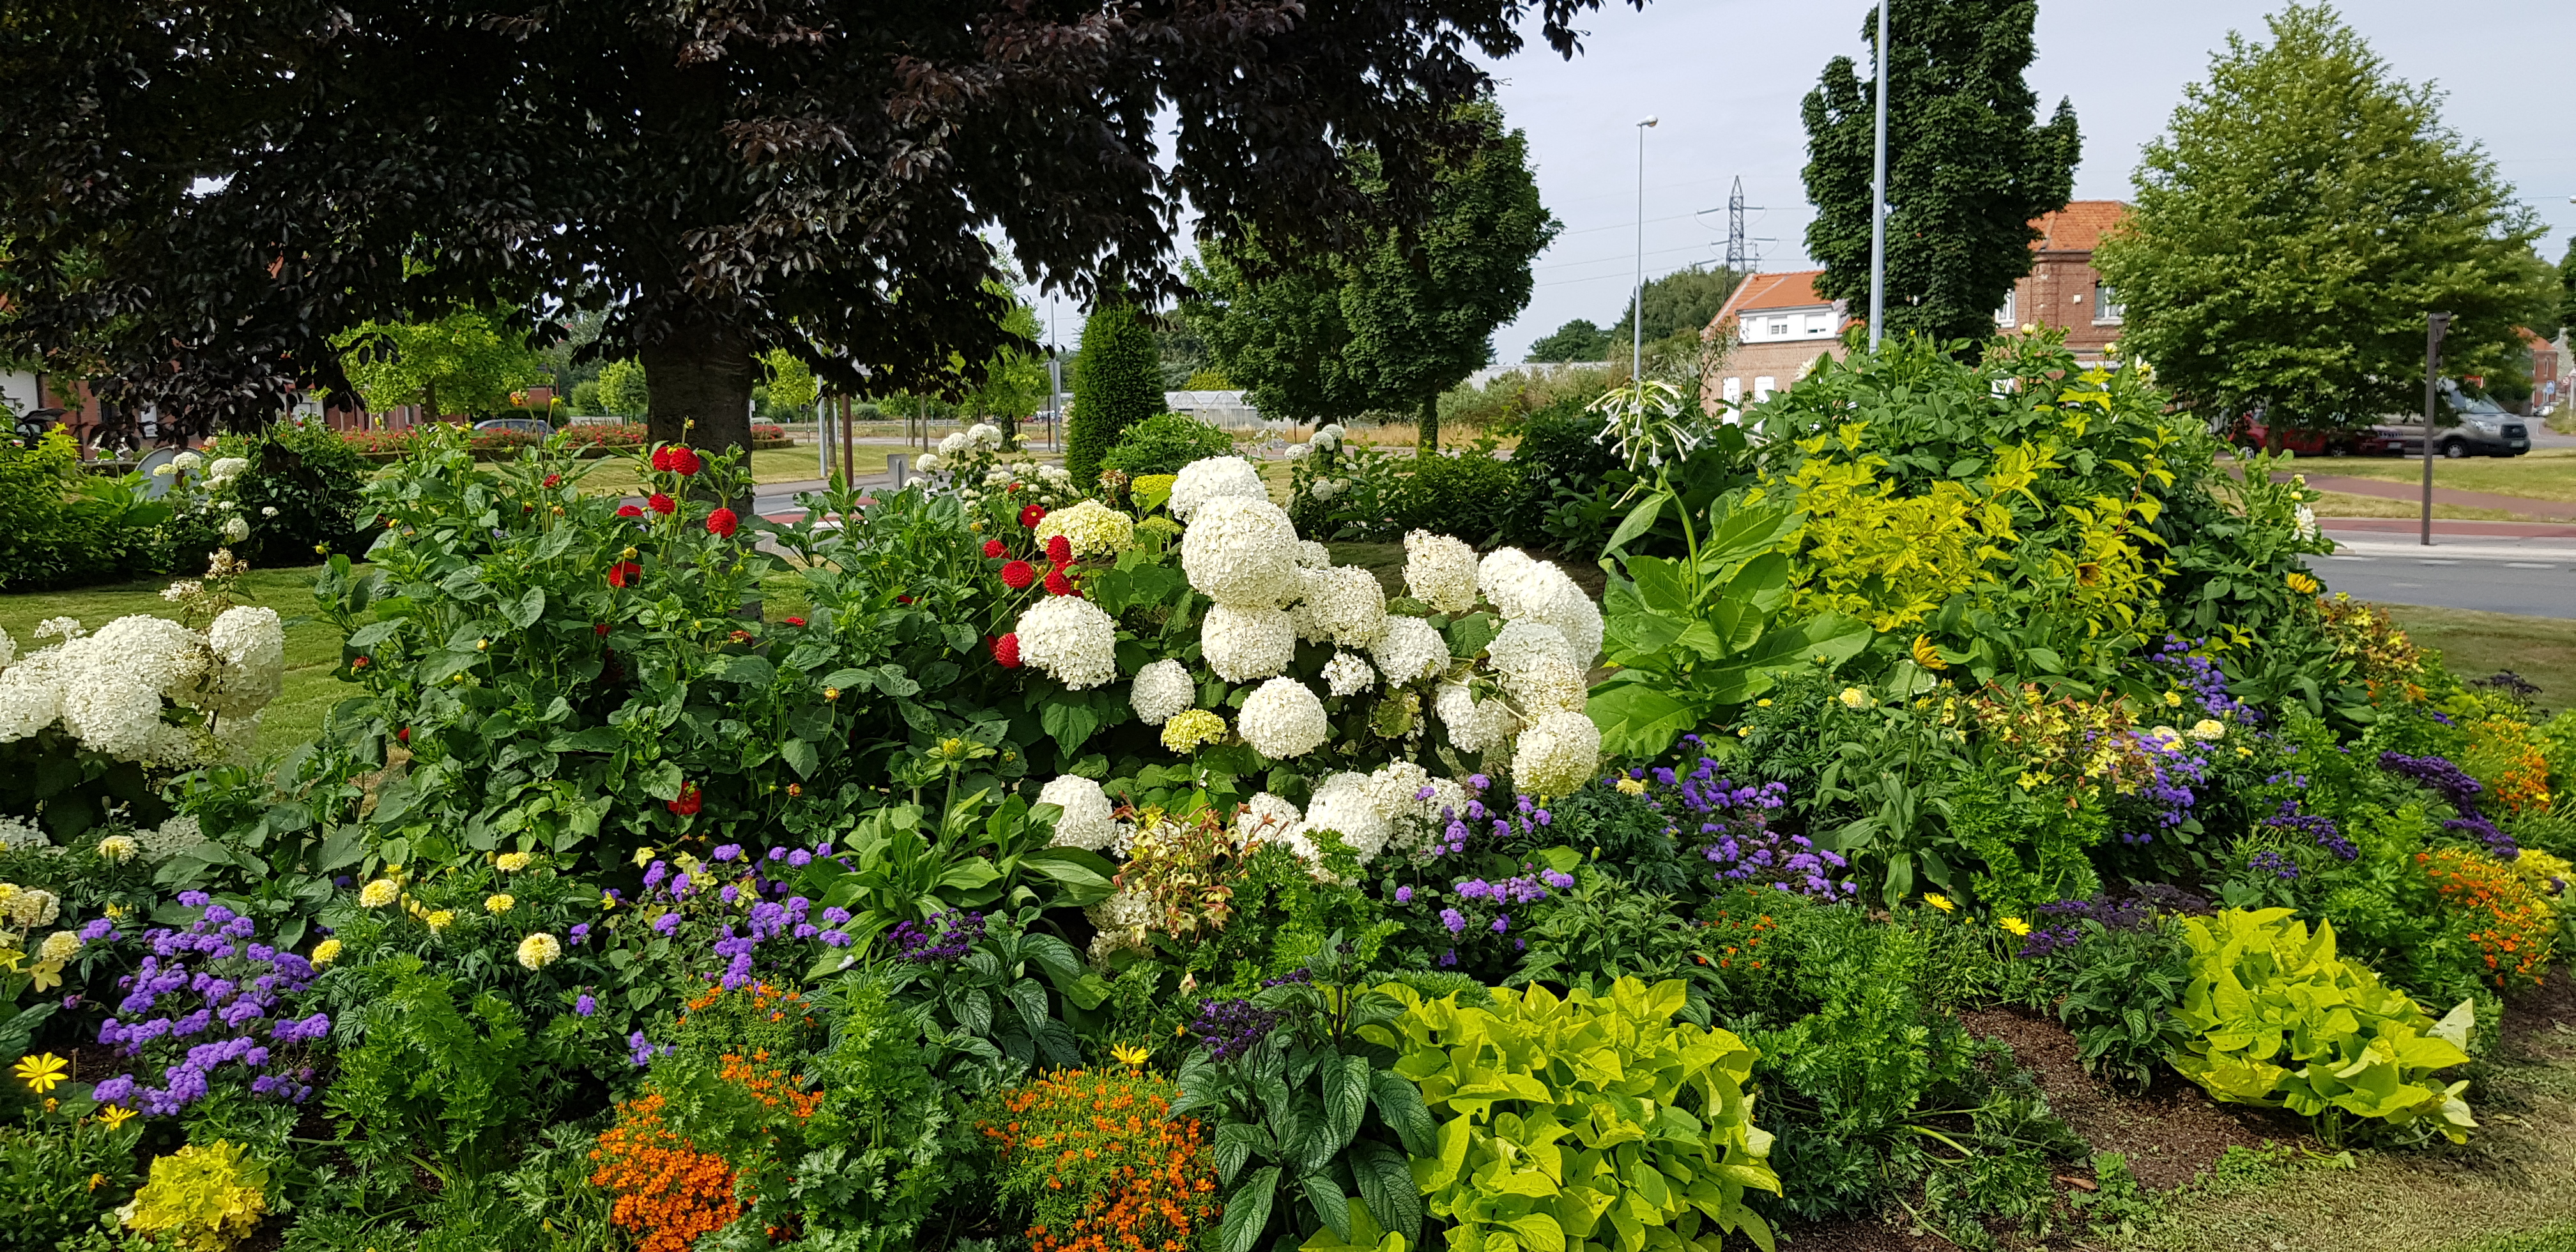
[1700,270,1848,416]
[2520,327,2561,418]
[1996,200,2129,361]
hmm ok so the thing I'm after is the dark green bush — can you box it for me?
[1099,411,1234,477]
[212,416,379,567]
[1390,445,1517,543]
[1501,398,1622,549]
[1066,303,1164,487]
[0,427,172,592]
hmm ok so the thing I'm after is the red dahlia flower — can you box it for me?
[990,634,1021,668]
[543,473,563,488]
[647,493,677,515]
[608,560,643,588]
[1018,503,1047,528]
[983,538,1007,559]
[1045,534,1072,565]
[783,616,806,627]
[668,782,703,816]
[617,504,644,519]
[650,447,674,471]
[1043,569,1073,597]
[594,623,611,636]
[671,447,702,476]
[999,560,1036,590]
[706,507,739,537]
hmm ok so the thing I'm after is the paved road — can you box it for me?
[2317,533,2576,618]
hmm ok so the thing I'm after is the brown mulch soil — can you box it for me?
[1959,1007,2294,1193]
[2499,967,2576,1064]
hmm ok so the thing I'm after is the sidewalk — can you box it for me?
[2322,518,2576,561]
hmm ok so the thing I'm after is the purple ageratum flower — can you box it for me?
[643,860,670,889]
[1440,908,1467,935]
[80,918,117,942]
[820,906,851,926]
[652,912,682,936]
[1540,869,1575,890]
[819,929,852,948]
[176,891,211,908]
[719,884,739,905]
[1394,886,1413,905]
[713,844,743,862]
[568,923,591,946]
[787,850,813,867]
[1491,915,1511,934]
[627,1031,660,1066]
[766,846,788,862]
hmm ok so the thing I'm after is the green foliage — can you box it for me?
[0,1110,144,1248]
[1801,0,2078,345]
[334,307,551,418]
[1505,866,1722,1016]
[2094,4,2558,425]
[1526,319,1611,364]
[325,958,559,1189]
[208,416,377,569]
[1498,399,1625,552]
[2043,920,2194,1092]
[1604,265,1746,361]
[790,975,969,1249]
[1388,444,1519,544]
[1100,411,1235,477]
[762,349,820,415]
[594,358,649,418]
[119,1139,269,1252]
[2167,907,2476,1144]
[0,427,174,592]
[1363,977,1781,1252]
[1068,302,1166,487]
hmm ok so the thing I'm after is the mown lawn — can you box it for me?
[2296,449,2576,505]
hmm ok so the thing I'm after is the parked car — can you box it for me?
[473,416,553,438]
[2359,393,2529,459]
[2231,416,2365,456]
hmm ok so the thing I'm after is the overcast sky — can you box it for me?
[1482,0,2576,362]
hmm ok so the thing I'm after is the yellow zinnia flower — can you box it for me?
[310,938,342,966]
[484,893,516,915]
[358,878,401,908]
[495,852,533,873]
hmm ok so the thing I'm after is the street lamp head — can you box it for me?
[1638,116,1659,128]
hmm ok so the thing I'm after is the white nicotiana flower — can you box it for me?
[1436,683,1518,754]
[1322,650,1376,698]
[1038,775,1119,851]
[1167,455,1268,521]
[1370,616,1448,686]
[1513,711,1603,797]
[0,814,48,851]
[1296,540,1331,569]
[206,456,249,484]
[1300,565,1387,648]
[1013,595,1119,689]
[1232,791,1315,860]
[202,606,287,718]
[1238,676,1330,759]
[1128,659,1195,726]
[1201,603,1296,683]
[1036,499,1136,558]
[1305,772,1390,864]
[1403,531,1481,615]
[1180,494,1302,607]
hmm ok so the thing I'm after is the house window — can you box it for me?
[1754,376,1777,401]
[1721,378,1743,404]
[1766,319,1788,337]
[1995,289,2018,328]
[2094,284,2125,324]
[1804,312,1828,335]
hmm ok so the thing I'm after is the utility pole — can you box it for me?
[1867,0,1891,351]
[1632,116,1659,381]
[2421,310,2453,546]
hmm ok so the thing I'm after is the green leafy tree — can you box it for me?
[1527,318,1612,363]
[594,359,650,418]
[1802,0,2080,345]
[333,308,550,420]
[1605,265,1747,359]
[963,299,1051,448]
[1067,303,1165,485]
[1188,101,1560,448]
[2095,4,2557,425]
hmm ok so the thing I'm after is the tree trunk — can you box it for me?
[423,381,438,427]
[1418,392,1439,453]
[640,319,757,459]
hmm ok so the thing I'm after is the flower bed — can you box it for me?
[341,423,792,462]
[1,349,2571,1249]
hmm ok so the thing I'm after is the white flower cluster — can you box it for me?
[1512,711,1604,798]
[1322,650,1376,698]
[1181,494,1303,608]
[1231,791,1316,860]
[1370,616,1447,686]
[1202,604,1296,683]
[1128,659,1195,726]
[1403,530,1481,615]
[0,600,285,768]
[1232,760,1472,872]
[1238,676,1330,758]
[1035,499,1135,558]
[1038,775,1119,851]
[1480,547,1604,661]
[140,814,206,859]
[0,815,47,852]
[1012,595,1119,689]
[1167,455,1268,521]
[1296,566,1387,648]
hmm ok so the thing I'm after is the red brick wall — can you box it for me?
[2007,249,2121,358]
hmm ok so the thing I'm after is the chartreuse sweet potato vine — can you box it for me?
[1360,977,1780,1252]
[2166,907,2476,1145]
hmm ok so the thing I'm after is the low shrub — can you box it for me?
[1100,411,1234,477]
[1388,445,1518,544]
[119,1138,270,1252]
[208,416,377,568]
[2166,906,2476,1145]
[1498,397,1625,551]
[0,427,171,592]
[977,1067,1220,1252]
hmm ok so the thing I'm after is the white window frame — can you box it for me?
[2094,284,2126,325]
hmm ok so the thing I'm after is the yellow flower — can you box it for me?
[2286,571,2320,595]
[495,852,533,873]
[358,878,401,908]
[98,1106,135,1131]
[1755,699,1772,707]
[1109,1042,1153,1067]
[1160,708,1229,754]
[1838,687,1869,709]
[1614,777,1648,796]
[2188,719,2226,741]
[1910,635,1948,671]
[96,835,139,863]
[824,687,840,701]
[1736,726,1751,737]
[1922,893,1956,913]
[425,910,456,933]
[600,890,620,910]
[2163,691,2182,708]
[13,1052,68,1094]
[484,893,516,915]
[1175,1022,1188,1037]
[516,932,562,970]
[310,938,342,966]
[1999,917,2032,936]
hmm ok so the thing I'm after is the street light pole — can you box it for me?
[1633,116,1658,381]
[1867,0,1890,352]
[2421,310,2453,547]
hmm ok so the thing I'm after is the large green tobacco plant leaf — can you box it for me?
[2168,908,2476,1145]
[1590,491,1871,760]
[1360,977,1781,1252]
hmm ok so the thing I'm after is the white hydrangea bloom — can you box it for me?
[1238,676,1330,759]
[1035,499,1135,558]
[1128,659,1195,726]
[1201,604,1296,683]
[0,649,65,743]
[1436,683,1519,754]
[206,456,250,484]
[1305,772,1391,865]
[1296,540,1332,569]
[1478,547,1602,662]
[141,814,206,857]
[937,431,970,456]
[202,606,287,719]
[1370,616,1448,686]
[1180,494,1302,607]
[1013,596,1120,689]
[1167,455,1268,521]
[969,423,1003,447]
[57,616,210,763]
[1232,791,1315,860]
[1085,889,1155,963]
[1503,655,1590,717]
[1514,711,1604,797]
[1285,442,1312,461]
[1526,580,1604,665]
[1313,424,1346,451]
[1038,775,1119,851]
[0,628,14,669]
[33,618,84,641]
[914,452,944,474]
[0,815,48,851]
[1403,531,1481,615]
[1362,763,1469,859]
[1302,565,1387,648]
[172,451,205,472]
[1322,650,1376,698]
[1484,619,1575,679]
[222,515,251,543]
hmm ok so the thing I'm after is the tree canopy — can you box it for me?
[1527,319,1612,363]
[1184,100,1558,447]
[0,0,1644,452]
[331,308,549,418]
[1066,303,1166,485]
[2094,4,2557,425]
[1801,0,2078,345]
[1607,264,1745,359]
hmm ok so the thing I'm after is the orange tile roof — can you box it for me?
[1713,270,1832,328]
[2030,201,2128,252]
